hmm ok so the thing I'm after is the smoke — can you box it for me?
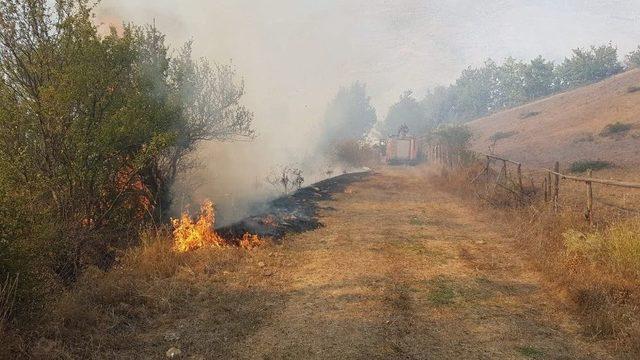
[95,0,640,223]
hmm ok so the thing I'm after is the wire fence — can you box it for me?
[426,144,640,225]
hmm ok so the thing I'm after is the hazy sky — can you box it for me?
[96,0,640,220]
[97,0,640,126]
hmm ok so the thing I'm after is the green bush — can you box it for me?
[569,160,614,173]
[627,86,640,93]
[0,0,253,321]
[489,131,517,142]
[430,124,473,151]
[600,122,632,137]
[519,111,540,119]
[574,133,595,143]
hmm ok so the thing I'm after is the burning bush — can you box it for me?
[172,200,226,252]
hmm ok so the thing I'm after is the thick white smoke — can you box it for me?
[95,0,640,223]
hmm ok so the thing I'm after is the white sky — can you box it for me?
[97,0,640,127]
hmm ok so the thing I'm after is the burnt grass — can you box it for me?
[217,171,371,241]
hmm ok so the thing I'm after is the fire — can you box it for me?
[239,233,263,250]
[172,200,225,252]
[171,200,263,253]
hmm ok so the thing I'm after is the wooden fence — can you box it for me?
[425,144,640,225]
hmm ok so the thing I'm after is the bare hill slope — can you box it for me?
[468,69,640,168]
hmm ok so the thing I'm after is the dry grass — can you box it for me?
[430,164,640,357]
[3,168,618,359]
[468,69,640,167]
[0,227,275,359]
[1,273,18,331]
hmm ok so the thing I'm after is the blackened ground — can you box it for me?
[217,171,372,241]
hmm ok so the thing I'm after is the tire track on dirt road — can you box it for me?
[230,168,613,359]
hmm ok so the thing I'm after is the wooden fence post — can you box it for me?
[543,177,548,202]
[553,161,560,212]
[501,160,507,181]
[517,163,523,193]
[547,172,552,204]
[586,169,593,225]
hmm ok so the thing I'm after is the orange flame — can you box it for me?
[171,200,263,252]
[239,233,263,250]
[171,200,225,252]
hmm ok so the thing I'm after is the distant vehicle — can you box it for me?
[385,125,420,165]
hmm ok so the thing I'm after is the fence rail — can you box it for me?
[425,144,640,225]
[546,169,640,189]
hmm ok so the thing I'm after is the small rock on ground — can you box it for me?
[166,347,182,358]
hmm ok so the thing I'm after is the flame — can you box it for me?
[171,200,263,252]
[172,200,225,252]
[239,233,263,250]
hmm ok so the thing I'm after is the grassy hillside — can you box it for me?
[468,69,640,168]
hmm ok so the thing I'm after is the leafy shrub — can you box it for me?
[0,0,253,321]
[569,160,614,173]
[574,133,595,143]
[489,131,517,142]
[628,86,640,93]
[430,124,473,151]
[520,111,540,119]
[600,122,632,137]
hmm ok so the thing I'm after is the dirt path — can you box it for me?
[138,168,614,360]
[211,168,609,359]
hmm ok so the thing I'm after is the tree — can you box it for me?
[556,44,623,89]
[421,86,457,127]
[0,0,253,313]
[625,46,640,69]
[383,90,426,136]
[495,57,527,109]
[523,56,557,100]
[322,82,376,147]
[429,124,473,152]
[411,44,624,132]
[453,59,500,121]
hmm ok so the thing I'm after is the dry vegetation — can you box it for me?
[3,228,276,359]
[468,69,640,167]
[4,167,618,359]
[333,139,380,168]
[3,199,268,359]
[429,163,640,356]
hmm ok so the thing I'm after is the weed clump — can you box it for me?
[489,131,517,142]
[627,85,640,93]
[573,133,595,143]
[569,160,614,173]
[600,122,632,137]
[517,346,544,358]
[520,111,540,119]
[563,219,640,277]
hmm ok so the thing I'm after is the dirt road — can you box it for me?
[153,168,614,359]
